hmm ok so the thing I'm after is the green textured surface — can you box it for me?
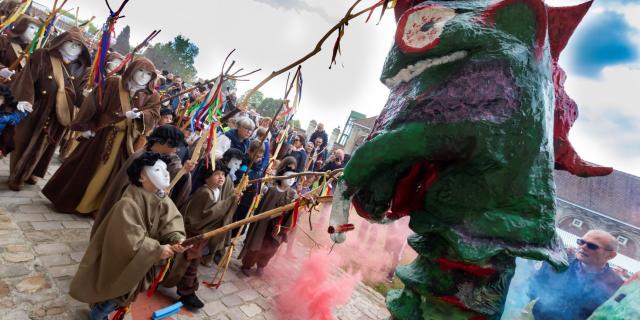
[588,280,640,320]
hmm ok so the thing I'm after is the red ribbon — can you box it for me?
[290,199,301,229]
[146,261,171,298]
[111,306,128,320]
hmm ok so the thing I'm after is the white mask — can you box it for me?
[283,171,296,187]
[59,40,82,63]
[143,159,170,194]
[20,23,39,43]
[105,58,123,74]
[133,69,152,86]
[226,158,242,179]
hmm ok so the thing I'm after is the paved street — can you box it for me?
[0,155,390,320]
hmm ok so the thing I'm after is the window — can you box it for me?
[571,218,583,228]
[616,236,628,246]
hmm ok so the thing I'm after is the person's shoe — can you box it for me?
[256,267,264,277]
[213,251,223,264]
[200,255,213,267]
[25,176,38,185]
[240,266,251,277]
[179,293,204,309]
[7,180,21,191]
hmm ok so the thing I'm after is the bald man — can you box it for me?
[528,229,624,319]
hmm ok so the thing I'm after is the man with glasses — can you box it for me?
[527,229,624,319]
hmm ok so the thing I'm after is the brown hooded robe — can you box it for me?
[42,58,160,214]
[238,184,296,264]
[0,16,42,155]
[8,27,90,186]
[0,15,41,73]
[69,185,185,306]
[0,0,19,24]
[162,177,238,287]
[91,149,191,238]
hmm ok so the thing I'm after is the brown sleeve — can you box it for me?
[138,92,160,135]
[72,66,91,108]
[69,87,100,131]
[199,195,236,230]
[0,37,12,69]
[168,153,191,208]
[158,202,187,245]
[10,48,44,104]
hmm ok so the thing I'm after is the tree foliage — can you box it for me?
[239,90,264,109]
[144,35,199,81]
[256,97,284,118]
[113,25,131,55]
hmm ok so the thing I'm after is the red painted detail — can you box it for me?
[327,224,355,234]
[547,1,593,60]
[480,0,547,60]
[439,295,469,310]
[552,62,613,177]
[395,4,447,54]
[435,257,497,277]
[352,195,373,220]
[470,316,488,320]
[387,162,438,219]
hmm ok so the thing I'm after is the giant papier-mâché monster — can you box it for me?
[328,0,612,319]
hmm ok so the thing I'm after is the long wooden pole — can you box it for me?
[182,196,332,246]
[249,169,342,184]
[238,0,383,109]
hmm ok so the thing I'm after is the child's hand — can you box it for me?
[171,240,192,253]
[234,190,243,202]
[160,244,174,259]
[184,160,196,172]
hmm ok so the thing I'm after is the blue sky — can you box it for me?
[568,10,638,77]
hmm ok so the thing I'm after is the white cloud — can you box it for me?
[565,64,640,176]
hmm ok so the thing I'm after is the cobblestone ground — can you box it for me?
[0,155,390,320]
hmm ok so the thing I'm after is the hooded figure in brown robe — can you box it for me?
[104,51,125,76]
[0,15,41,78]
[90,124,193,237]
[0,16,41,156]
[8,27,90,191]
[69,152,187,312]
[239,156,298,276]
[42,57,160,214]
[56,51,128,160]
[0,0,20,24]
[162,160,238,308]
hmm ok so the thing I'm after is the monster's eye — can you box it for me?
[395,5,456,54]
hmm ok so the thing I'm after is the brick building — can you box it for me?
[555,169,640,271]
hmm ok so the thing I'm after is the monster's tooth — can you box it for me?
[329,180,352,244]
[383,50,468,89]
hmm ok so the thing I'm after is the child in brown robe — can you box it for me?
[69,152,189,320]
[174,159,238,309]
[238,156,298,276]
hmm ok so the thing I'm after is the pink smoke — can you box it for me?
[275,253,360,320]
[306,203,415,283]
